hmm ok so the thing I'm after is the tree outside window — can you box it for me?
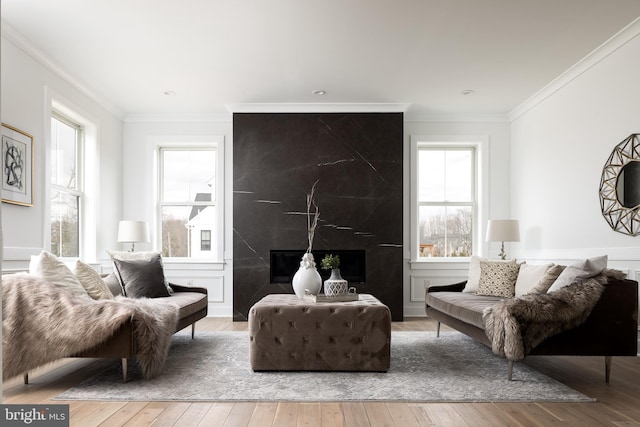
[417,147,475,258]
[50,114,81,257]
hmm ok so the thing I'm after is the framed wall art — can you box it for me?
[1,123,33,206]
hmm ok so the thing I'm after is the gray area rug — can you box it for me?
[55,331,593,402]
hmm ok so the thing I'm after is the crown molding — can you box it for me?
[404,113,509,123]
[226,103,411,113]
[508,16,640,122]
[124,113,232,123]
[1,20,126,120]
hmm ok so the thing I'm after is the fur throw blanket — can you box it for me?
[482,269,625,362]
[2,273,179,380]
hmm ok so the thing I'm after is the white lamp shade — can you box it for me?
[117,220,150,243]
[486,220,520,242]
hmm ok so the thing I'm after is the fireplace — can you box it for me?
[233,112,403,321]
[270,250,366,284]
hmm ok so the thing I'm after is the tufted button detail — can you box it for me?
[290,352,296,358]
[302,336,309,343]
[289,321,296,328]
[329,308,336,314]
[345,352,352,359]
[274,308,281,314]
[316,322,322,328]
[274,337,281,344]
[344,322,352,328]
[329,336,336,344]
[302,307,309,313]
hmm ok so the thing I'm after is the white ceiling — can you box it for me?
[3,0,640,118]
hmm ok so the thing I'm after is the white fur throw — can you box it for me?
[482,269,624,361]
[2,273,179,380]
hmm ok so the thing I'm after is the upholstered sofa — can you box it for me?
[425,257,638,382]
[71,273,208,383]
[5,250,208,384]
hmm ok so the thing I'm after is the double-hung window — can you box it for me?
[159,147,217,259]
[50,113,82,257]
[415,143,477,259]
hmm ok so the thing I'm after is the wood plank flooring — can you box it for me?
[3,318,640,426]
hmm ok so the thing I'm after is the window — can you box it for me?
[159,147,217,259]
[201,230,212,251]
[415,144,477,259]
[50,113,82,257]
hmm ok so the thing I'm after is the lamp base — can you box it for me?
[498,241,507,260]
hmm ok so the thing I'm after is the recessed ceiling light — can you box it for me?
[461,89,475,95]
[164,90,176,96]
[312,90,326,96]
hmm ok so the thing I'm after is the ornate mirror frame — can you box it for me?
[599,133,640,235]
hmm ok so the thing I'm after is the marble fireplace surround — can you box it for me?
[233,113,403,321]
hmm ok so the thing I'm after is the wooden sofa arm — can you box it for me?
[426,281,466,293]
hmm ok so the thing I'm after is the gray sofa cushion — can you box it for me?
[155,291,208,319]
[425,291,502,329]
[113,256,171,298]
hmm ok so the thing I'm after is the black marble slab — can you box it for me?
[233,113,403,321]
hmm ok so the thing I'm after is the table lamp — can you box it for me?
[486,219,520,260]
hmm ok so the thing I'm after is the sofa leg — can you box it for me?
[605,356,612,383]
[24,373,28,385]
[122,358,128,383]
[192,323,196,339]
[436,322,441,337]
[508,361,513,381]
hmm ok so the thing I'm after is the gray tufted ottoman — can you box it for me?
[249,294,391,371]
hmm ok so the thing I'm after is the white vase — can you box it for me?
[324,268,349,296]
[291,253,322,297]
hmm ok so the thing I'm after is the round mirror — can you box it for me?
[616,161,640,208]
[599,133,640,236]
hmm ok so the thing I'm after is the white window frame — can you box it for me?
[46,95,98,261]
[155,138,224,262]
[410,135,488,264]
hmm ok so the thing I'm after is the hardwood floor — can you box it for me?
[3,317,640,426]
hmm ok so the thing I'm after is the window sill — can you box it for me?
[162,259,226,271]
[409,258,471,270]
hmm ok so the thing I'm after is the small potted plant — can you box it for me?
[321,254,340,271]
[320,254,348,296]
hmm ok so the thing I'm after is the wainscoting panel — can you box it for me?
[410,274,468,302]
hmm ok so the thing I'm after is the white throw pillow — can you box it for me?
[29,250,89,298]
[74,260,113,300]
[107,250,173,295]
[547,255,608,293]
[463,255,486,292]
[514,263,552,297]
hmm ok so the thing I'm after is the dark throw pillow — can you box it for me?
[113,255,170,298]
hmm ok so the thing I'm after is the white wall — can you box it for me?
[121,117,234,316]
[1,34,123,270]
[510,24,640,280]
[403,118,512,316]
